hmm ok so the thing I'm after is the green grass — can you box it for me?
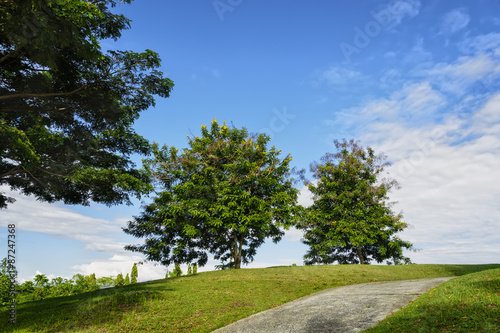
[365,267,500,333]
[1,264,499,332]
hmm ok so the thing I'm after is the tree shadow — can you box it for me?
[440,264,500,276]
[0,284,174,332]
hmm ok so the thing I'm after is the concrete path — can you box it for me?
[212,277,455,333]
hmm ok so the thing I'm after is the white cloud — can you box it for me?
[327,81,446,139]
[389,123,500,263]
[420,53,500,94]
[1,188,130,254]
[470,93,500,132]
[383,0,421,29]
[19,271,61,284]
[283,227,304,243]
[353,93,500,264]
[460,32,500,54]
[72,254,166,282]
[403,37,433,65]
[439,8,470,35]
[314,66,369,87]
[72,254,228,281]
[297,184,314,208]
[323,44,500,264]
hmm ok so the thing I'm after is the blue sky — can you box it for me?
[2,0,500,282]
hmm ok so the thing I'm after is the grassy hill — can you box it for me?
[1,264,499,332]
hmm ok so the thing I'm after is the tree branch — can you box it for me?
[0,167,22,179]
[21,166,45,188]
[34,165,66,178]
[0,85,88,101]
[0,44,24,64]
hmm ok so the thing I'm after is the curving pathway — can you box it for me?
[212,277,455,333]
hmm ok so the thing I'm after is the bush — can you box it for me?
[131,263,138,284]
[169,264,183,278]
[115,273,125,287]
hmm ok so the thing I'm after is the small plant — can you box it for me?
[124,273,130,285]
[131,263,138,284]
[187,264,192,275]
[215,260,235,270]
[115,273,124,287]
[169,264,183,278]
[193,264,198,275]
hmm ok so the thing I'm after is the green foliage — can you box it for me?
[72,273,98,294]
[169,264,183,278]
[215,261,235,270]
[0,258,16,305]
[192,263,197,275]
[0,0,173,209]
[17,281,34,300]
[4,271,121,304]
[300,139,413,265]
[130,263,138,284]
[34,274,49,287]
[124,273,130,285]
[115,273,124,287]
[86,273,97,290]
[124,119,302,269]
[97,276,115,289]
[187,264,192,276]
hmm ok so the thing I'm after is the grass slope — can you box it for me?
[1,264,499,332]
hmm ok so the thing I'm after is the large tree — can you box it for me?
[0,0,173,208]
[124,120,301,269]
[300,139,413,265]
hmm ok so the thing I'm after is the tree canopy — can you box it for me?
[124,120,302,269]
[300,139,413,265]
[0,0,173,208]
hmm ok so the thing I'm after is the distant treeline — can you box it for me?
[0,259,139,305]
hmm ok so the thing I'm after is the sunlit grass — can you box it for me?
[1,264,499,332]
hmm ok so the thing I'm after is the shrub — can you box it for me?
[169,264,183,278]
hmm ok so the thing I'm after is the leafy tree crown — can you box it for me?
[301,139,413,265]
[124,119,302,269]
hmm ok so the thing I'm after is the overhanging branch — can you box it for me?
[0,44,24,64]
[0,85,88,101]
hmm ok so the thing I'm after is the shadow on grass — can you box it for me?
[439,264,500,276]
[380,302,499,332]
[0,284,173,332]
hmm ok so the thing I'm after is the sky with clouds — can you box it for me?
[1,0,500,283]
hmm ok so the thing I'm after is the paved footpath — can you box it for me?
[212,277,455,333]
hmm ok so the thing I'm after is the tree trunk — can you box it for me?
[233,234,244,269]
[231,232,242,269]
[357,246,365,265]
